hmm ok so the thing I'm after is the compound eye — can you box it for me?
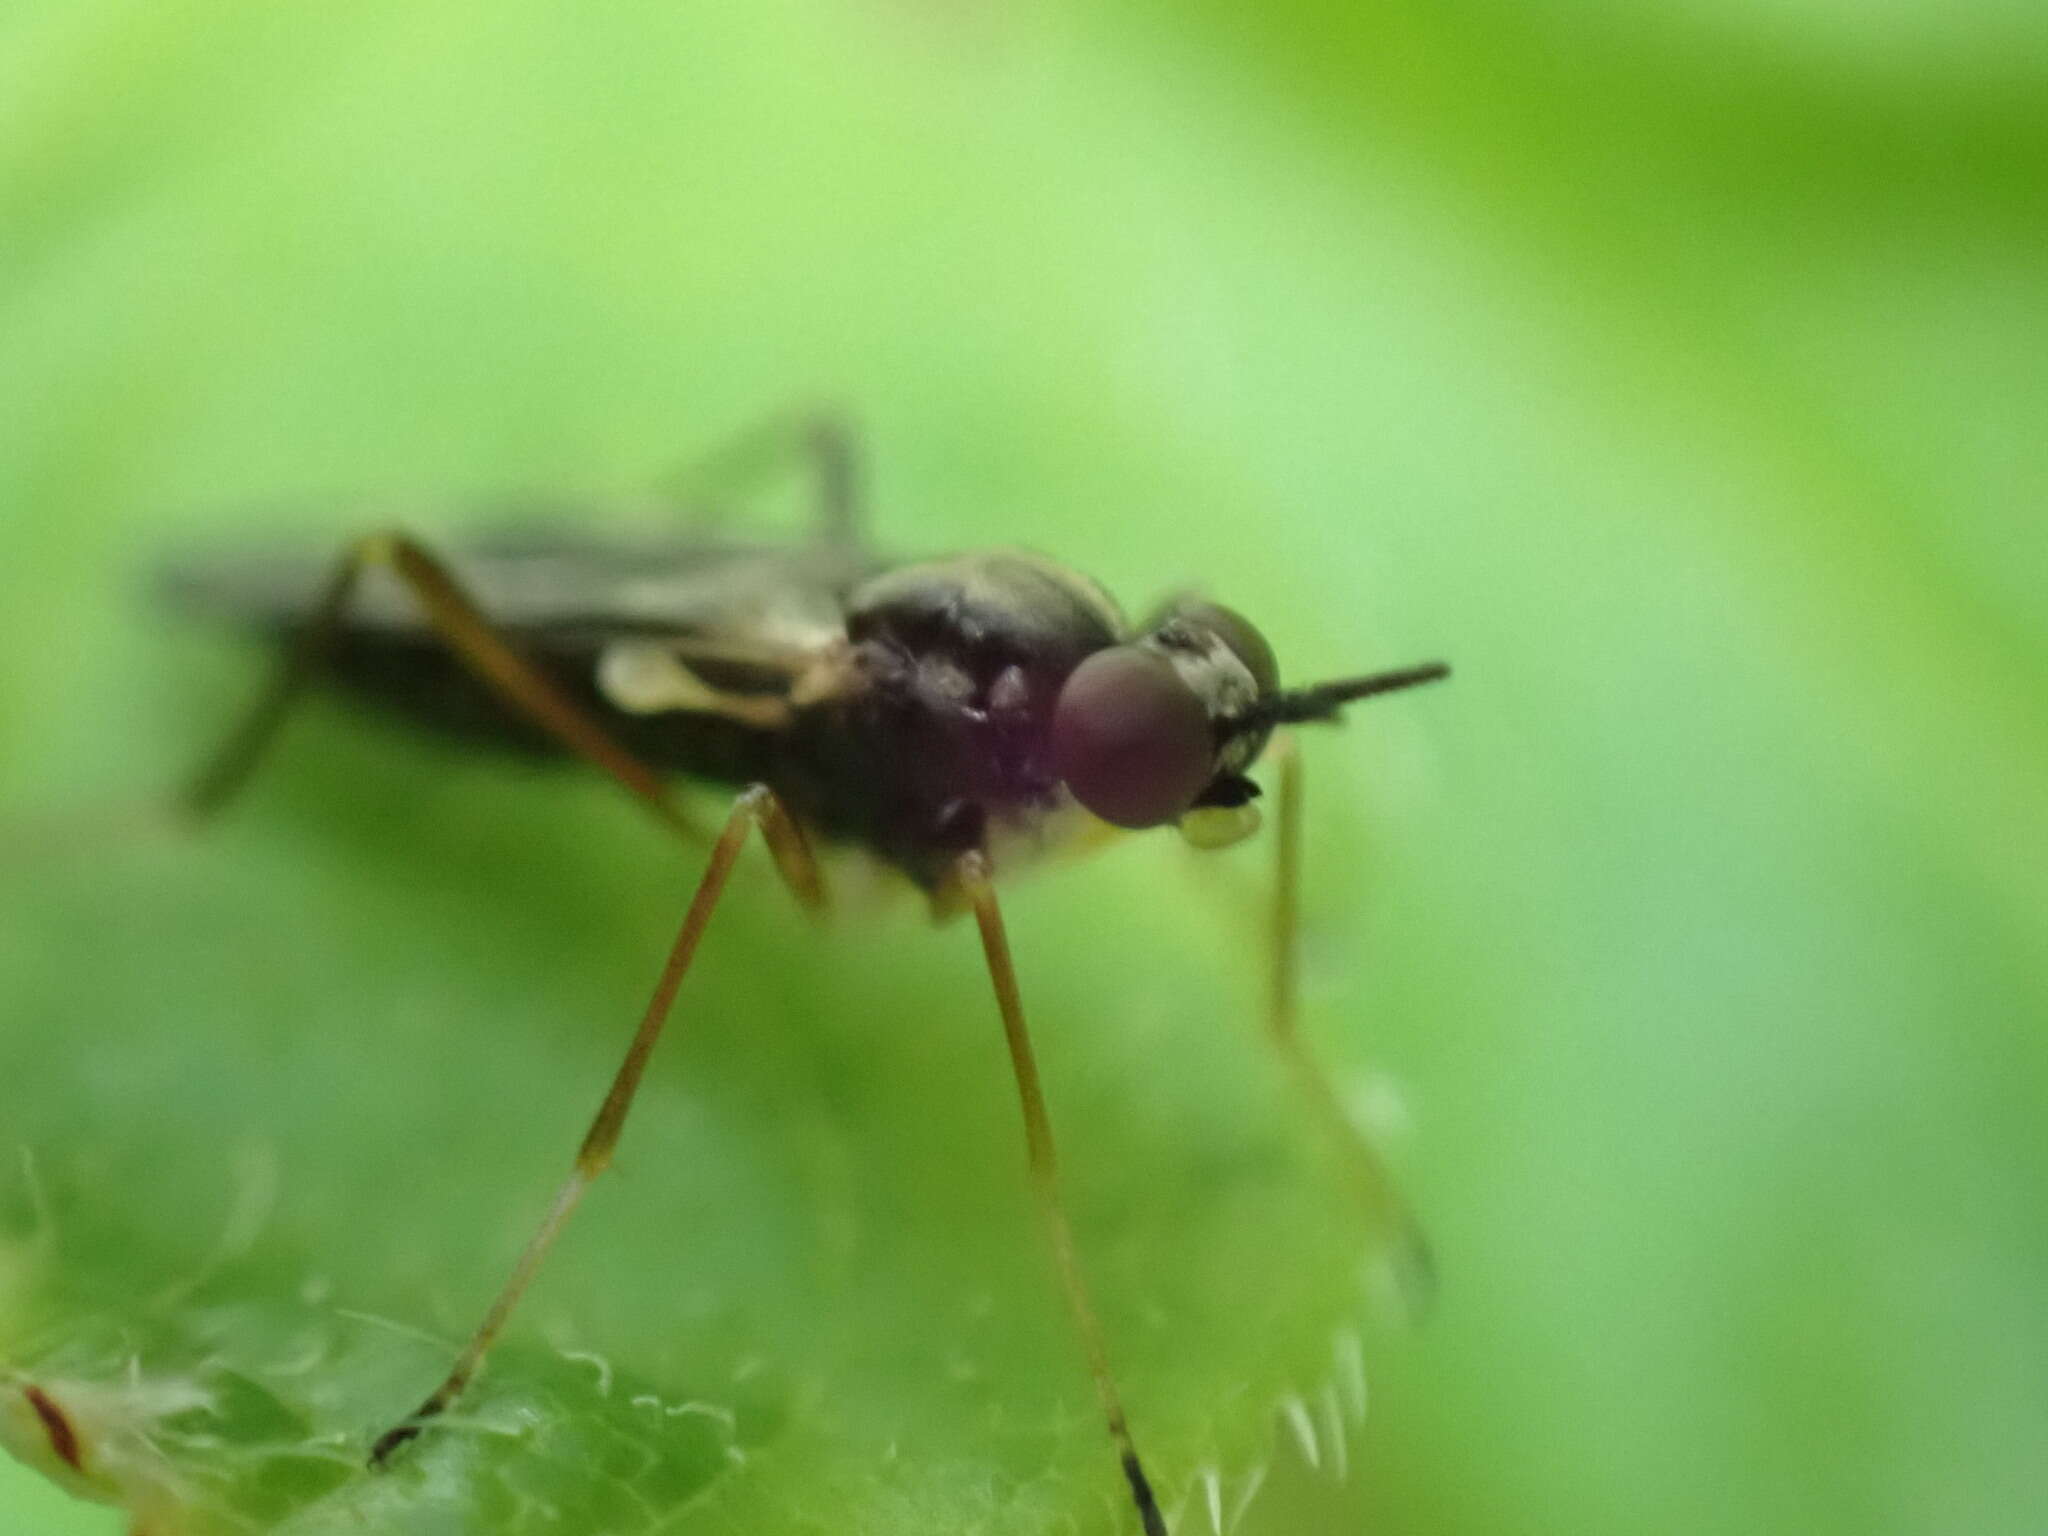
[1051,646,1213,829]
[1176,601,1279,696]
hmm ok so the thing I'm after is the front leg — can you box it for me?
[1266,733,1435,1315]
[953,851,1169,1536]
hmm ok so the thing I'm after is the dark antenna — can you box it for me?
[1240,660,1451,730]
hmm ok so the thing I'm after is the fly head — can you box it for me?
[1050,597,1449,848]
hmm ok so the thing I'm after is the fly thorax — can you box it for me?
[844,551,1123,691]
[843,549,1127,811]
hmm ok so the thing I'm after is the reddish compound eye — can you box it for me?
[1175,601,1279,697]
[1051,646,1214,829]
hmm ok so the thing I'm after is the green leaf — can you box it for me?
[2,762,1388,1532]
[6,0,2047,1533]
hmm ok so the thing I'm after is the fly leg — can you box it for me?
[177,531,703,841]
[953,851,1168,1536]
[654,408,863,546]
[1266,733,1435,1315]
[369,784,824,1466]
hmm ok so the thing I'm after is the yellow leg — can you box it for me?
[368,783,822,1466]
[653,408,863,546]
[956,851,1168,1536]
[178,530,703,842]
[1268,734,1435,1315]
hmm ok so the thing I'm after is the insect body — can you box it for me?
[167,417,1449,1535]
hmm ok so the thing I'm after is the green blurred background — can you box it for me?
[3,0,2045,1532]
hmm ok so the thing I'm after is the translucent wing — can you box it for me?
[162,517,884,763]
[165,516,876,655]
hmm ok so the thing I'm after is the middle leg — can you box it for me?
[369,783,822,1465]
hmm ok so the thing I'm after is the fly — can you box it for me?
[164,413,1450,1536]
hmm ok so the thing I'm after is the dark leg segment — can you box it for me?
[368,784,821,1466]
[955,852,1168,1536]
[1268,735,1435,1313]
[178,531,701,841]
